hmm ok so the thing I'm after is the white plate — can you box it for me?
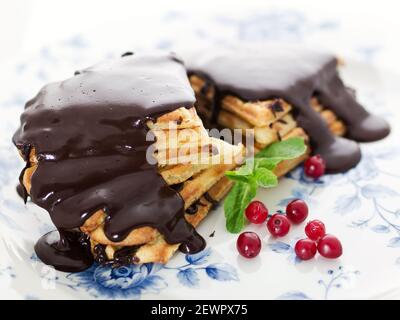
[1,57,400,300]
[1,7,400,298]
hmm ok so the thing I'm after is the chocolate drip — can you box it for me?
[203,192,218,209]
[185,202,199,215]
[185,199,207,215]
[178,230,206,254]
[34,230,93,272]
[269,99,284,117]
[17,145,32,203]
[13,53,205,272]
[93,244,108,265]
[170,182,184,192]
[185,44,390,172]
[93,244,140,266]
[16,184,25,199]
[113,246,140,266]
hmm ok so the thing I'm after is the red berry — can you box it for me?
[245,200,269,224]
[267,214,291,237]
[286,199,309,224]
[295,238,317,260]
[305,220,326,241]
[317,234,343,259]
[236,232,262,258]
[304,154,326,179]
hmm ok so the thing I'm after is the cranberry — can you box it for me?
[267,214,291,237]
[245,200,269,224]
[304,154,326,179]
[286,199,309,224]
[295,238,317,260]
[236,232,262,258]
[305,220,326,241]
[317,234,343,259]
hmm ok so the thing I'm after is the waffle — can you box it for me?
[21,107,245,264]
[21,79,346,265]
[16,47,390,271]
[190,75,346,151]
[87,127,310,264]
[20,74,347,266]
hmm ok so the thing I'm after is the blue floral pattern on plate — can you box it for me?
[66,263,167,299]
[277,266,360,300]
[45,248,238,299]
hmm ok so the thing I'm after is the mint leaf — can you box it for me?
[254,168,278,188]
[256,137,306,160]
[225,159,255,182]
[224,171,251,183]
[229,162,254,176]
[223,137,306,233]
[254,157,281,170]
[224,181,257,233]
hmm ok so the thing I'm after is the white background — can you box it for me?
[1,0,400,72]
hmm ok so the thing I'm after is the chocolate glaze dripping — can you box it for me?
[13,53,205,272]
[34,230,93,272]
[185,199,207,215]
[203,192,219,209]
[93,244,108,265]
[178,230,206,254]
[16,184,25,199]
[93,244,141,266]
[185,44,390,172]
[185,201,200,215]
[113,246,140,266]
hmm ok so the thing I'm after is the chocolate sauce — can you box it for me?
[185,199,208,215]
[16,184,25,199]
[178,230,206,254]
[93,244,108,265]
[186,44,390,172]
[34,230,93,272]
[113,246,140,266]
[203,192,218,208]
[170,182,184,192]
[13,53,206,272]
[185,202,199,215]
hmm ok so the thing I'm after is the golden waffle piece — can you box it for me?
[155,137,244,166]
[109,72,351,263]
[190,75,347,149]
[90,126,310,264]
[21,74,347,265]
[21,106,245,262]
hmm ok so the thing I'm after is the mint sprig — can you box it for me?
[224,137,306,233]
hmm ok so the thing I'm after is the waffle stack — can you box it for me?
[20,79,347,266]
[190,74,346,167]
[15,49,390,273]
[21,106,245,264]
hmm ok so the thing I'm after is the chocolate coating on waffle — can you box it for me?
[13,53,202,272]
[186,44,390,172]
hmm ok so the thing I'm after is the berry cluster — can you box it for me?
[237,199,308,258]
[236,155,342,261]
[295,221,342,260]
[237,199,342,260]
